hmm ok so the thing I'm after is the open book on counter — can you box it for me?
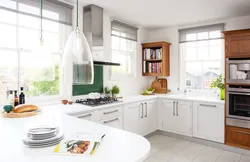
[54,133,106,156]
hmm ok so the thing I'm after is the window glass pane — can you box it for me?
[0,10,16,24]
[19,3,39,16]
[209,46,221,60]
[198,32,208,40]
[0,0,16,9]
[203,61,221,88]
[19,27,40,50]
[43,32,59,52]
[43,19,59,33]
[209,39,221,46]
[197,40,208,47]
[112,53,131,74]
[209,30,221,38]
[186,42,196,47]
[186,33,196,41]
[0,24,16,48]
[43,10,59,20]
[197,46,208,60]
[186,62,202,89]
[112,36,120,50]
[0,50,18,104]
[186,47,197,61]
[20,52,58,97]
[19,14,40,29]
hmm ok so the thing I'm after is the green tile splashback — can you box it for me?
[73,66,103,96]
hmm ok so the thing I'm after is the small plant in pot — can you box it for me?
[111,85,120,100]
[104,86,111,98]
[210,74,225,100]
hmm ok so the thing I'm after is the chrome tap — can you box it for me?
[177,87,188,96]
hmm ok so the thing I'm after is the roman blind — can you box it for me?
[111,19,139,41]
[0,0,73,25]
[179,23,224,43]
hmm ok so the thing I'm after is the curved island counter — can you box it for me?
[0,113,150,162]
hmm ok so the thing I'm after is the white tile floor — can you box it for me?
[144,134,250,162]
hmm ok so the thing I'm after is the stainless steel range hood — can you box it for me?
[83,4,120,66]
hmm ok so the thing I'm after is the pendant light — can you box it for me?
[60,0,94,99]
[31,0,54,81]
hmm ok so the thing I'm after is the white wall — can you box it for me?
[147,15,250,93]
[103,12,153,96]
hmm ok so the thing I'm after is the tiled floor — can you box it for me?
[144,134,250,162]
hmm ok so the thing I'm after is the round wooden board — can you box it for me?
[1,110,42,118]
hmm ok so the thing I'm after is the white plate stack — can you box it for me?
[23,126,64,148]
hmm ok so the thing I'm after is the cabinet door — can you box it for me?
[124,102,142,134]
[142,100,157,136]
[227,35,250,58]
[226,126,250,149]
[162,99,177,133]
[176,100,192,136]
[74,111,95,121]
[193,102,224,143]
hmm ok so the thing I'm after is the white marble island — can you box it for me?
[0,113,150,162]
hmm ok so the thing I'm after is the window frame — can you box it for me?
[0,2,72,105]
[179,31,225,91]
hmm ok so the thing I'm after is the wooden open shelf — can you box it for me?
[142,41,171,77]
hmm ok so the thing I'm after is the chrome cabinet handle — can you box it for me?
[141,103,144,118]
[176,101,179,116]
[144,102,147,117]
[173,101,175,116]
[103,118,119,124]
[103,110,119,115]
[78,114,92,118]
[200,104,216,107]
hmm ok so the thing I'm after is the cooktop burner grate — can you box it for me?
[76,98,122,107]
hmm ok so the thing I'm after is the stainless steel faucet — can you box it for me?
[177,87,188,95]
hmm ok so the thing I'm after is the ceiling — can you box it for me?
[75,0,250,29]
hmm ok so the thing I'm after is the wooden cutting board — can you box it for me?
[1,110,42,118]
[151,78,161,90]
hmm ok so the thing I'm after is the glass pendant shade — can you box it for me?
[60,27,94,99]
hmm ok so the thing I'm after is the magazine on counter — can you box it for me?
[53,133,106,156]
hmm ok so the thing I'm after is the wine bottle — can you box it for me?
[19,87,25,104]
[14,90,19,107]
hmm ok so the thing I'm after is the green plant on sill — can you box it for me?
[111,85,120,94]
[104,86,111,94]
[210,74,225,100]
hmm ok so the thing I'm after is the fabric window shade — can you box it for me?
[111,20,138,41]
[179,23,224,43]
[0,0,73,26]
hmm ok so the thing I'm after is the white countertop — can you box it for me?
[0,113,150,162]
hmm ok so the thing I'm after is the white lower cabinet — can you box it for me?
[124,100,157,136]
[99,115,123,129]
[193,102,224,143]
[162,99,192,136]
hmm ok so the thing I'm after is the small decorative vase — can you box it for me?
[112,94,117,100]
[220,89,225,100]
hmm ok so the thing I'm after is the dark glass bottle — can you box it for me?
[19,87,25,104]
[14,90,19,107]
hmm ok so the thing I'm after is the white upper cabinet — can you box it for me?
[193,102,224,143]
[161,99,192,136]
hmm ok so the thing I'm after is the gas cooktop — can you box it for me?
[76,97,122,107]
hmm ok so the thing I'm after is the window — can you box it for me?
[0,0,73,104]
[179,24,224,90]
[111,20,138,77]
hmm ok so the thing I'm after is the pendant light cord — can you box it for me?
[76,0,79,27]
[40,0,43,42]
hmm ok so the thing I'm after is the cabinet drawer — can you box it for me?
[99,115,123,129]
[74,111,95,121]
[97,106,123,119]
[226,126,250,149]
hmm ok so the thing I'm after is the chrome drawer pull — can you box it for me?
[79,114,92,118]
[200,104,216,107]
[103,110,119,115]
[103,118,119,124]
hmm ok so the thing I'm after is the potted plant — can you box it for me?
[104,86,111,98]
[210,74,225,100]
[111,85,120,99]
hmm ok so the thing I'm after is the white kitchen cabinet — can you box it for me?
[124,100,157,136]
[73,111,95,121]
[99,115,123,129]
[124,102,142,134]
[193,102,224,143]
[161,99,192,136]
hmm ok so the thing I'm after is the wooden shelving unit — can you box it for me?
[142,41,171,76]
